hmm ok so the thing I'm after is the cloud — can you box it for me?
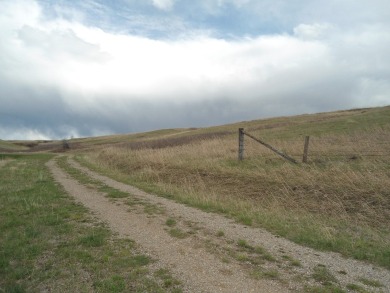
[0,127,52,141]
[152,0,175,11]
[293,23,334,40]
[0,0,390,140]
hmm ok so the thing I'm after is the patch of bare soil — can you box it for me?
[47,157,390,292]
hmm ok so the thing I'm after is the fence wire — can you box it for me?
[242,132,390,163]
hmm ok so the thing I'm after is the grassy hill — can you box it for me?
[2,106,390,268]
[72,105,389,148]
[67,105,390,269]
[0,140,29,152]
[3,106,389,152]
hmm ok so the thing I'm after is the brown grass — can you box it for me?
[78,120,390,267]
[86,128,390,226]
[5,106,388,267]
[118,131,232,150]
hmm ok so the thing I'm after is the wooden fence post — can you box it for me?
[302,136,310,163]
[238,128,244,161]
[62,139,70,150]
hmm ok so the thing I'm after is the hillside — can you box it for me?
[61,105,390,269]
[2,105,389,153]
[0,140,29,152]
[1,106,389,292]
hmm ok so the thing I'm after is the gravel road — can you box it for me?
[46,157,390,292]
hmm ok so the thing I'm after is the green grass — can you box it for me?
[254,246,276,262]
[78,227,109,247]
[168,228,189,239]
[346,283,369,293]
[237,239,253,250]
[237,214,253,226]
[98,185,129,198]
[216,230,225,237]
[232,240,277,265]
[0,154,182,292]
[57,156,100,185]
[0,140,29,151]
[250,268,279,280]
[154,269,182,291]
[56,156,129,199]
[305,285,346,293]
[165,218,177,227]
[312,265,338,286]
[281,254,302,267]
[358,277,383,288]
[57,157,168,219]
[143,202,165,215]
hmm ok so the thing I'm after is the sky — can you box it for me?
[1,0,389,140]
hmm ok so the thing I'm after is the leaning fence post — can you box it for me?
[303,136,310,163]
[238,128,244,161]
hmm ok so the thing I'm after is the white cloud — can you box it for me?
[3,15,331,101]
[294,23,334,40]
[1,0,390,139]
[0,127,51,140]
[152,0,175,11]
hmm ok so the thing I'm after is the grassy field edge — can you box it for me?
[0,154,182,293]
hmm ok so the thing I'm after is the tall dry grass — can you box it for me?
[81,127,390,267]
[89,129,389,219]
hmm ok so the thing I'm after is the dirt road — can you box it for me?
[47,157,390,292]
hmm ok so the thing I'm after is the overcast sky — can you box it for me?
[1,0,389,140]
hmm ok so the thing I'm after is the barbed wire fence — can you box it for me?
[238,128,390,164]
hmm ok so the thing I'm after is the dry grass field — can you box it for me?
[66,106,390,269]
[2,106,389,269]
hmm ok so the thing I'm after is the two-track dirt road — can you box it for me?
[47,157,390,292]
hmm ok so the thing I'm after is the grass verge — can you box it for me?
[0,154,182,292]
